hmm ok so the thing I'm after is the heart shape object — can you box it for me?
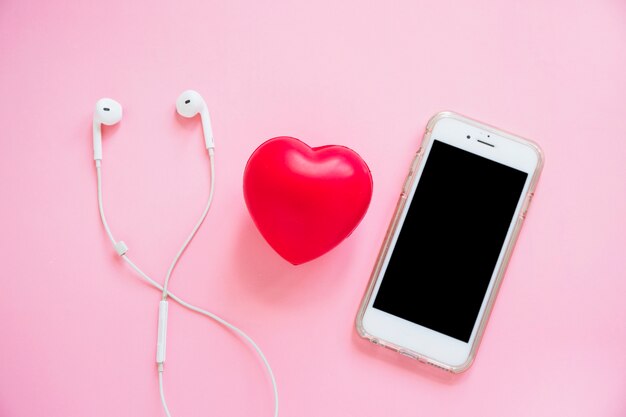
[243,136,373,265]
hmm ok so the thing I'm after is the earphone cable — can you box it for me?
[158,363,173,417]
[160,148,215,301]
[95,159,279,417]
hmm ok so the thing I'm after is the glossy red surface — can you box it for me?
[243,136,373,264]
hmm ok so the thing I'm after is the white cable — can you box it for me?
[158,364,172,417]
[122,253,279,416]
[95,159,116,246]
[161,148,215,301]
[95,159,279,417]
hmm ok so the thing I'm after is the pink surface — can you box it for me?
[1,0,625,416]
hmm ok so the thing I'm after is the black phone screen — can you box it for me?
[372,140,528,342]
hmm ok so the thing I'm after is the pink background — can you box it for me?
[1,0,625,416]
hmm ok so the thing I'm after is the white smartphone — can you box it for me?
[356,111,544,373]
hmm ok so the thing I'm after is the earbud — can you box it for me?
[93,98,122,160]
[176,90,214,150]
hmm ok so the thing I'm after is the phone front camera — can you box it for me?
[466,135,471,139]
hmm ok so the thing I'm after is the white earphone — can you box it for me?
[175,89,215,150]
[92,91,278,417]
[93,97,122,160]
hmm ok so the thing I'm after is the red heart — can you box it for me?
[243,136,373,265]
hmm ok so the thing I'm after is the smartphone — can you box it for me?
[356,111,544,373]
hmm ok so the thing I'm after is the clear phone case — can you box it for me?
[355,111,545,373]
